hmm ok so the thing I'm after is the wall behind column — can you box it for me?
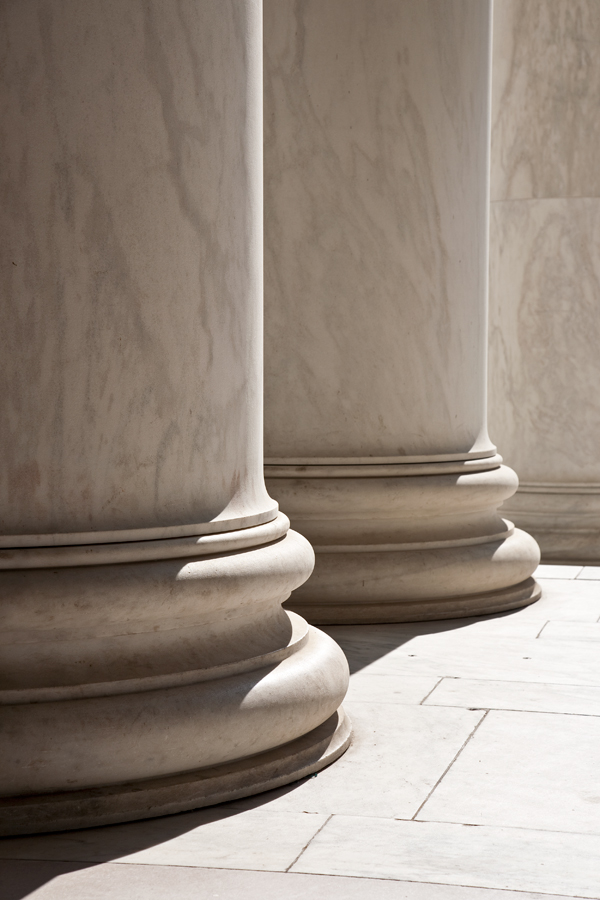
[489,0,600,559]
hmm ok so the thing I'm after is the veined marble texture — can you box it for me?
[264,0,540,621]
[492,0,600,201]
[264,0,494,461]
[0,0,272,541]
[489,198,600,484]
[489,0,600,560]
[0,0,351,834]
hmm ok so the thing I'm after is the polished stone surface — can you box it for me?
[489,0,600,561]
[1,566,599,898]
[0,0,349,833]
[263,0,540,622]
[0,0,273,543]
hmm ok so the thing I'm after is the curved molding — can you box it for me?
[0,524,351,832]
[266,448,499,466]
[266,464,540,624]
[266,455,504,478]
[0,512,289,569]
[0,505,280,550]
[0,708,352,836]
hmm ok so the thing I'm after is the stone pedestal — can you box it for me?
[489,0,600,563]
[264,0,540,623]
[0,0,350,835]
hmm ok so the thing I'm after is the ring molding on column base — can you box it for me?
[0,515,351,833]
[266,461,541,624]
[0,709,352,836]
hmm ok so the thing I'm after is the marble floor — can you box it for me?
[2,564,600,900]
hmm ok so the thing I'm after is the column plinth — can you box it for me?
[0,0,350,834]
[264,0,540,623]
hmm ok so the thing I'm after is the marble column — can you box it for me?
[489,0,600,562]
[0,0,350,835]
[263,0,540,624]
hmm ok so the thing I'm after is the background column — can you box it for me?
[489,0,600,562]
[264,0,540,623]
[0,0,350,835]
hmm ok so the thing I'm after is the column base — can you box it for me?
[286,575,540,625]
[0,709,351,837]
[267,459,542,624]
[0,515,351,834]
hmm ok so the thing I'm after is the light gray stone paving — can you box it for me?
[1,571,600,899]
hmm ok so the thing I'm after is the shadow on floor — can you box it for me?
[0,607,520,900]
[321,608,519,674]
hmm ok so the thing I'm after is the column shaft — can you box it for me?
[0,0,350,834]
[264,0,540,623]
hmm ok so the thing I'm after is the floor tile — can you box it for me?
[345,673,440,704]
[223,703,483,818]
[539,620,600,641]
[424,677,600,716]
[292,816,600,898]
[510,578,600,621]
[534,565,583,579]
[343,630,600,686]
[418,709,600,833]
[578,567,600,580]
[0,808,326,872]
[0,859,581,900]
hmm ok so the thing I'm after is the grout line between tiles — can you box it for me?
[410,710,489,821]
[419,676,444,705]
[285,813,333,873]
[73,860,596,897]
[535,621,550,639]
[421,704,600,718]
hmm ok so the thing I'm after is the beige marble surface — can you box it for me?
[263,0,539,621]
[264,0,493,461]
[492,0,600,201]
[488,198,600,483]
[489,0,600,560]
[0,0,272,542]
[0,0,350,833]
[1,567,599,898]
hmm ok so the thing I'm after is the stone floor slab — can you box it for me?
[223,703,483,818]
[344,673,440,704]
[512,579,600,622]
[333,629,600,686]
[539,621,600,641]
[425,677,600,716]
[0,859,583,900]
[292,816,600,898]
[577,567,600,580]
[0,808,327,872]
[418,709,600,833]
[535,565,584,579]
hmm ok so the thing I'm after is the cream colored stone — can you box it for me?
[491,0,600,201]
[292,816,600,897]
[418,709,600,833]
[263,0,540,623]
[0,0,350,835]
[489,2,600,561]
[426,677,600,716]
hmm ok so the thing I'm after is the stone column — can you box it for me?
[264,0,540,624]
[0,0,350,835]
[489,0,600,562]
